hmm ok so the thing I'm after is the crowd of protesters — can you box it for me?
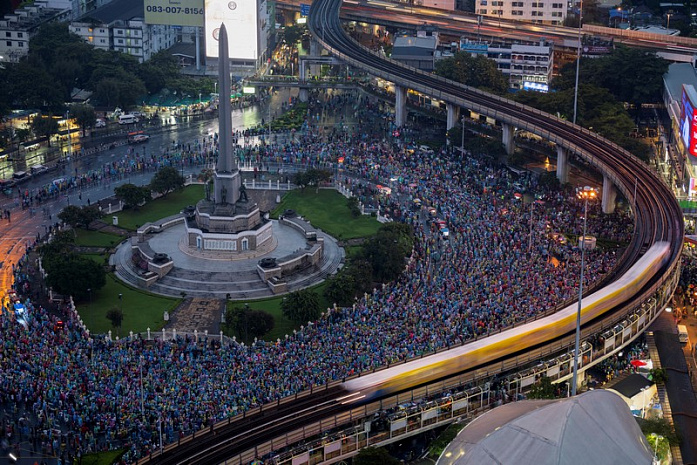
[0,90,636,463]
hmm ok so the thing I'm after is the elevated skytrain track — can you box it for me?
[138,0,684,462]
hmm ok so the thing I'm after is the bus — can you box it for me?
[119,114,139,125]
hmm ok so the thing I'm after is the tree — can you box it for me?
[353,447,400,465]
[106,306,124,336]
[150,166,184,197]
[362,223,415,283]
[434,52,508,94]
[639,417,679,446]
[69,103,96,137]
[58,205,102,230]
[281,289,322,323]
[224,305,275,341]
[114,183,152,209]
[324,259,374,306]
[347,197,361,217]
[283,25,307,45]
[44,253,107,300]
[526,376,558,399]
[31,114,59,147]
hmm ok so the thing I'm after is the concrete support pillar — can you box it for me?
[602,175,617,214]
[556,146,569,184]
[446,104,460,130]
[309,39,321,76]
[394,85,407,128]
[299,88,309,103]
[299,60,307,83]
[501,123,515,156]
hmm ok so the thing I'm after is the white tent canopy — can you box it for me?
[438,390,653,465]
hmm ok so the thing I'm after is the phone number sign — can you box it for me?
[144,0,204,27]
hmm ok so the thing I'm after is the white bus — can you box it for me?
[118,114,139,125]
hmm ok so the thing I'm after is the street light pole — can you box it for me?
[140,355,145,419]
[653,434,663,464]
[572,0,583,125]
[572,186,596,396]
[461,115,465,155]
[641,386,648,418]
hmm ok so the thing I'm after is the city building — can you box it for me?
[460,38,554,92]
[663,62,697,190]
[392,35,438,72]
[0,1,71,64]
[415,0,456,9]
[69,0,177,63]
[475,0,566,25]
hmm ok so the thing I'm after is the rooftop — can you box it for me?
[80,0,144,24]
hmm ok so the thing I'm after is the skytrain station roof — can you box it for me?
[437,390,653,465]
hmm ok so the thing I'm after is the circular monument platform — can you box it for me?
[113,220,344,299]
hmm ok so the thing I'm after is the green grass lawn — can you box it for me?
[77,274,180,335]
[271,190,381,240]
[74,229,125,248]
[81,253,109,265]
[81,449,126,465]
[115,184,205,230]
[228,282,329,342]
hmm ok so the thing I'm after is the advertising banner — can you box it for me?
[144,0,204,27]
[205,0,258,60]
[680,85,697,157]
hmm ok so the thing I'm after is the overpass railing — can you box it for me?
[223,264,678,465]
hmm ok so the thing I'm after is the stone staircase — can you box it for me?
[646,330,684,465]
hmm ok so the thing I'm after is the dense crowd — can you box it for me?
[1,90,636,463]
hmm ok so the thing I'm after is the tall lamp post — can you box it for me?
[572,186,597,396]
[461,115,466,155]
[653,434,664,464]
[572,0,584,125]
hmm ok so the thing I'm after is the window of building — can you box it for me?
[17,42,22,47]
[6,41,11,46]
[512,10,523,15]
[17,32,23,38]
[478,8,487,13]
[512,1,523,6]
[551,11,562,16]
[117,39,124,44]
[552,2,563,7]
[480,0,487,5]
[5,32,10,38]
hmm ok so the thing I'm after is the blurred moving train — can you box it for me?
[341,242,670,402]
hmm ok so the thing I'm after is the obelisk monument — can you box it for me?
[214,23,241,206]
[185,23,271,252]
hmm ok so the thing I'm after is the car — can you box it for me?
[128,134,150,144]
[0,178,15,191]
[30,164,48,176]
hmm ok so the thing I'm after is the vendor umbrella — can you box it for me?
[630,360,648,368]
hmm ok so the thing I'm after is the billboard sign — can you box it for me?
[300,3,310,15]
[144,0,204,27]
[522,81,549,93]
[680,85,697,157]
[205,0,259,60]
